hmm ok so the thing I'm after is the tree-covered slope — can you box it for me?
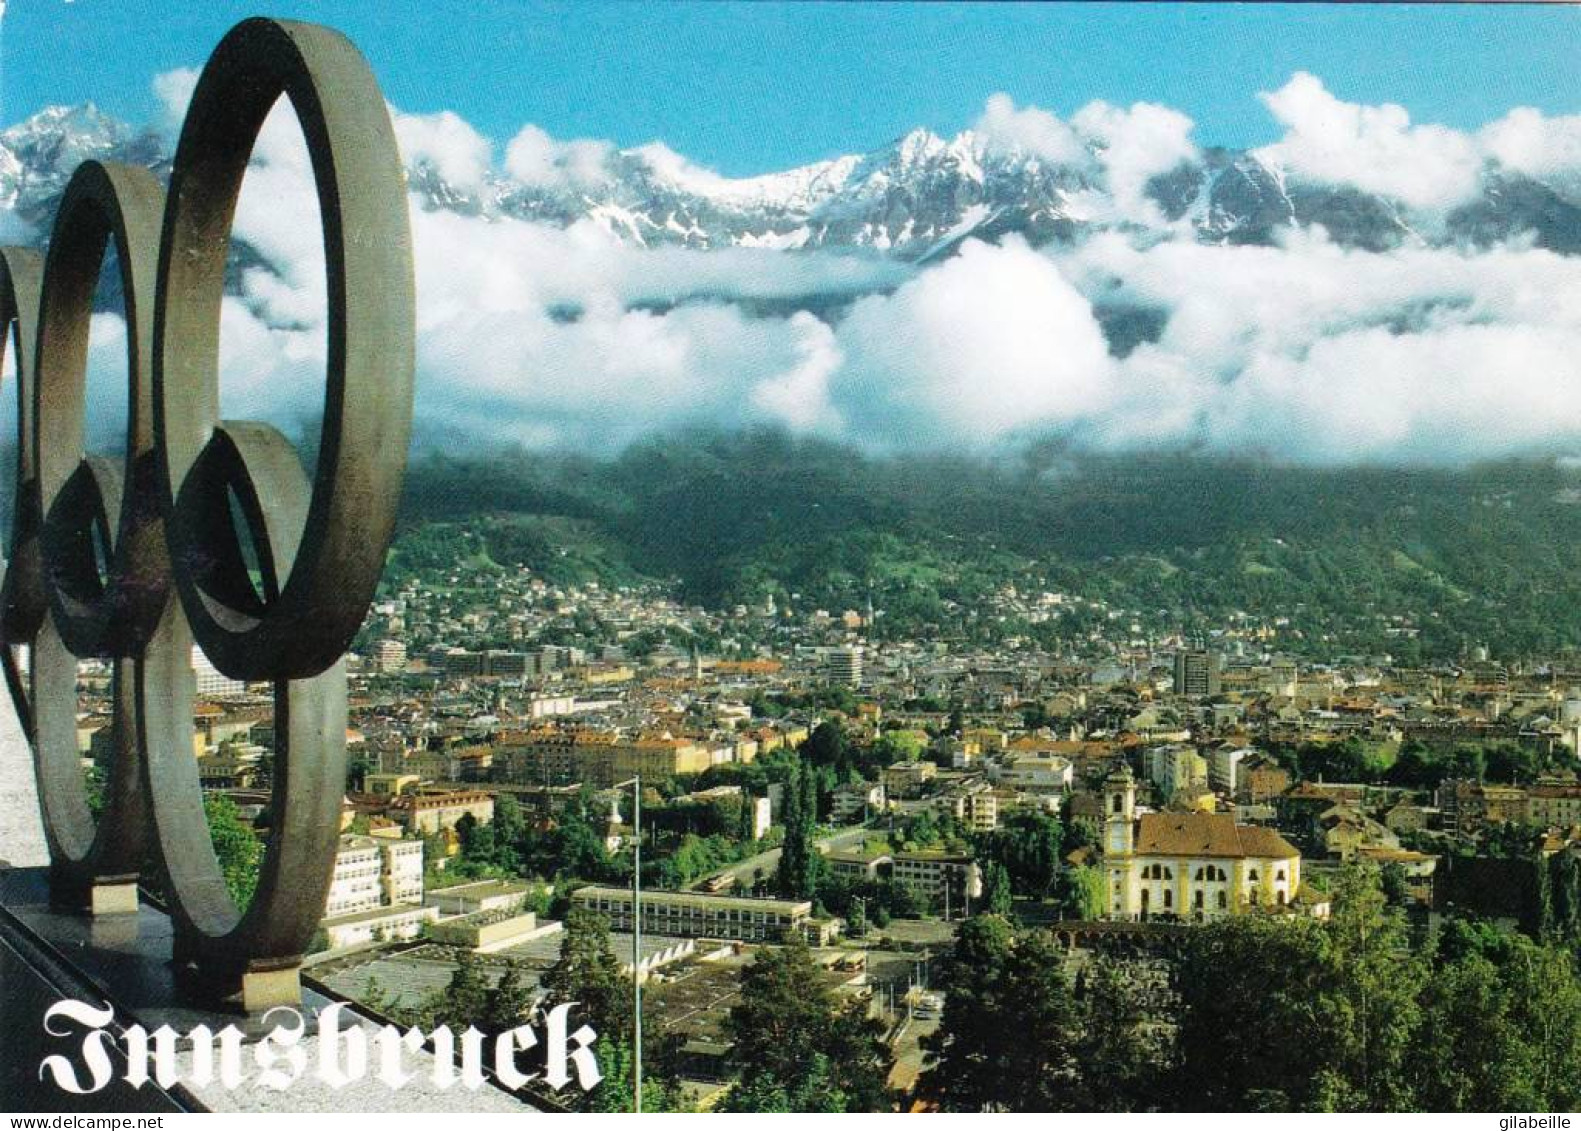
[392,430,1581,659]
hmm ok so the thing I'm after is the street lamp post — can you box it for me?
[616,776,643,1113]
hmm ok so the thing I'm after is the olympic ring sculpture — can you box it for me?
[0,17,413,1010]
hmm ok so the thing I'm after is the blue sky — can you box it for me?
[7,1,1581,174]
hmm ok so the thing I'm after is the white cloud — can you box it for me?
[974,94,1197,226]
[1479,106,1581,182]
[1253,72,1484,212]
[1072,100,1198,226]
[834,237,1114,448]
[976,93,1087,165]
[392,109,493,194]
[1062,230,1581,463]
[628,141,746,198]
[133,66,1581,465]
[503,123,614,192]
[151,67,198,136]
[749,313,844,433]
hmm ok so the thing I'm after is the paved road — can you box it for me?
[887,1014,942,1097]
[696,825,876,891]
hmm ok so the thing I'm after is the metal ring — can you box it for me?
[145,414,326,972]
[140,541,347,980]
[35,160,169,658]
[0,14,412,997]
[0,246,46,739]
[0,246,46,654]
[142,16,409,984]
[21,160,168,900]
[154,16,414,683]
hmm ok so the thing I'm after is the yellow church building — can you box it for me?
[1102,766,1303,921]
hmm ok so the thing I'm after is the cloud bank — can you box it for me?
[79,68,1581,466]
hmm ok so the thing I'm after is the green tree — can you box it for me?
[983,861,1013,917]
[1413,923,1581,1111]
[919,914,1018,1110]
[345,752,373,791]
[1073,955,1177,1111]
[976,812,1063,897]
[1314,865,1424,1111]
[802,721,847,771]
[724,939,891,1111]
[776,761,819,901]
[431,950,491,1031]
[493,794,527,854]
[1412,945,1542,1110]
[542,907,631,1045]
[1550,849,1581,940]
[846,895,868,937]
[1175,914,1338,1110]
[482,960,534,1034]
[588,1037,678,1112]
[204,794,262,910]
[1053,865,1105,920]
[736,792,756,842]
[921,919,1094,1111]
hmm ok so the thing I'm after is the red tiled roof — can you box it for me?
[1135,812,1299,860]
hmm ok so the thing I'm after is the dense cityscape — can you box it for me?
[74,498,1581,1112]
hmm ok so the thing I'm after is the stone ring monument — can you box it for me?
[0,16,414,1011]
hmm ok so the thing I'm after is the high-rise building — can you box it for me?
[1173,650,1221,697]
[827,645,864,688]
[373,639,407,673]
[191,646,245,698]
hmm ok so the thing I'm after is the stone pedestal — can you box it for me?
[90,881,140,917]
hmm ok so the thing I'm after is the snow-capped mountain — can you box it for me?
[5,101,1581,260]
[0,104,164,231]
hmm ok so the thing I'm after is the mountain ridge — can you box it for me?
[7,101,1581,260]
[390,435,1581,662]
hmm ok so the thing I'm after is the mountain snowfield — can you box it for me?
[10,85,1581,465]
[5,97,1581,259]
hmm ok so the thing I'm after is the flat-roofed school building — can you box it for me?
[571,886,835,943]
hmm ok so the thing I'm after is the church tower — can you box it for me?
[1104,765,1136,857]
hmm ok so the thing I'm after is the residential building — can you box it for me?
[392,789,495,835]
[324,835,425,918]
[1210,746,1259,794]
[883,760,937,799]
[999,753,1074,793]
[192,646,246,698]
[424,879,531,916]
[1146,744,1209,798]
[1238,753,1293,804]
[372,639,407,673]
[831,781,886,822]
[950,783,1000,832]
[320,903,438,951]
[1527,780,1581,828]
[891,851,980,906]
[823,848,892,882]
